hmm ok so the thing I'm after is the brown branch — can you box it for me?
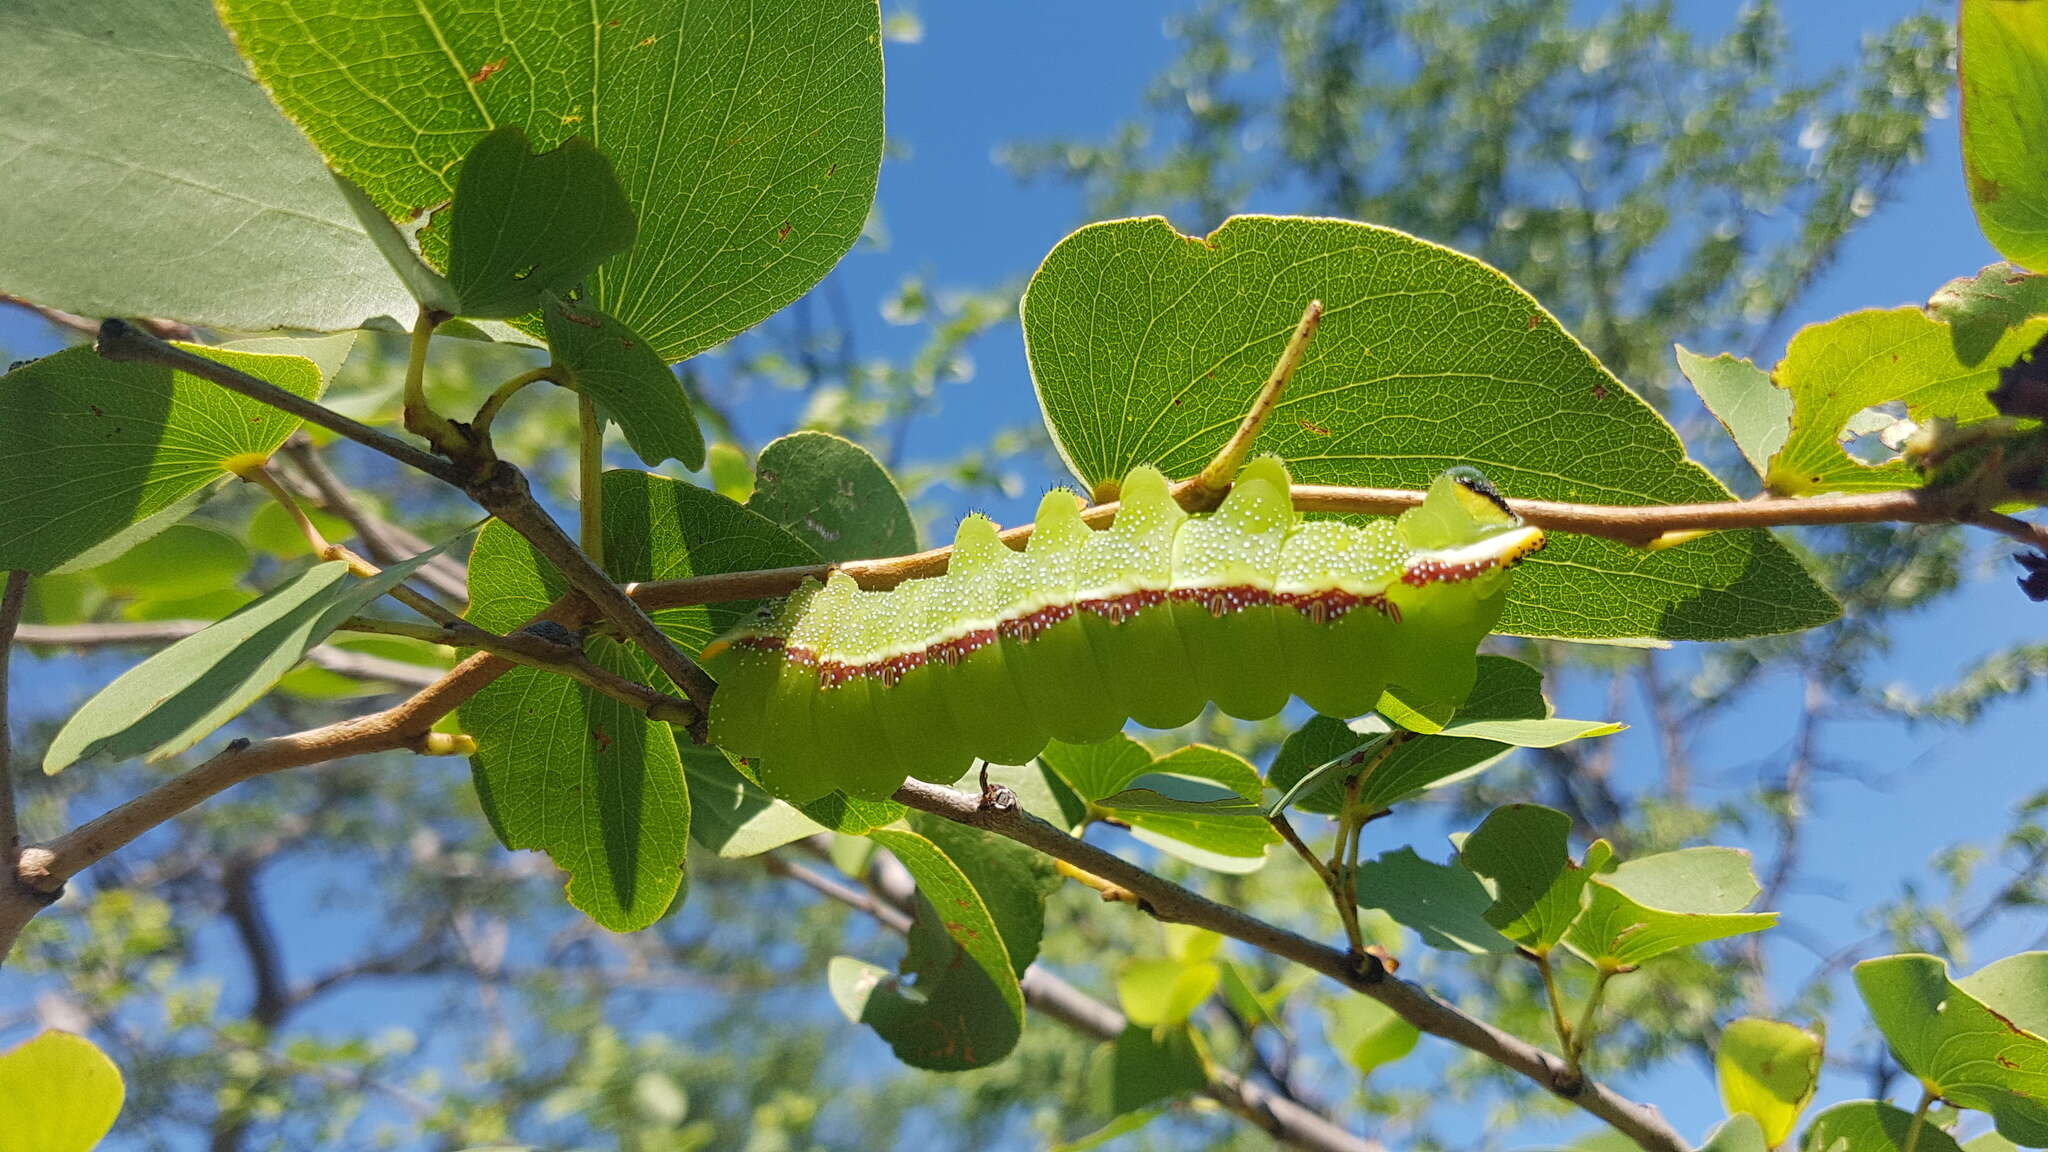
[767,854,1381,1152]
[276,438,470,604]
[890,780,1689,1152]
[626,479,2040,613]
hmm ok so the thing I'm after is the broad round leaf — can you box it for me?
[0,0,410,331]
[0,1031,124,1152]
[1855,952,2048,1145]
[0,345,324,574]
[1019,215,1837,640]
[218,0,885,362]
[1717,1017,1823,1148]
[747,432,918,563]
[1567,847,1775,968]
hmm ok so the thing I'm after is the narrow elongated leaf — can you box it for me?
[0,0,409,331]
[1855,952,2048,1145]
[1765,308,2048,495]
[542,293,703,470]
[1268,656,1613,816]
[0,345,323,574]
[1717,1017,1823,1148]
[1676,345,1792,482]
[444,129,636,319]
[218,0,884,362]
[1020,215,1837,640]
[1458,803,1588,953]
[1355,848,1516,954]
[46,541,454,772]
[1802,1101,1966,1152]
[0,1031,124,1152]
[1960,0,2048,271]
[828,826,1026,1070]
[1567,847,1775,968]
[682,747,823,859]
[747,432,918,563]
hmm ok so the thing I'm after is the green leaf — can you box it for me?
[1765,308,2048,495]
[0,344,323,574]
[330,170,461,316]
[1326,997,1420,1076]
[1217,959,1287,1033]
[218,0,885,362]
[1801,1101,1966,1152]
[746,432,918,563]
[1268,656,1612,816]
[1717,1017,1823,1148]
[1928,264,2048,368]
[707,443,755,502]
[1040,734,1155,803]
[1355,848,1516,954]
[0,1031,124,1152]
[464,637,689,932]
[542,293,703,470]
[443,128,636,319]
[1699,1115,1770,1152]
[681,747,824,859]
[1108,1023,1207,1114]
[0,0,409,331]
[1118,957,1221,1028]
[247,501,354,560]
[1043,739,1276,872]
[1855,952,2048,1145]
[87,524,248,601]
[122,589,254,624]
[1567,847,1776,968]
[1458,803,1589,953]
[1960,0,2048,271]
[463,471,813,931]
[797,793,906,836]
[828,825,1027,1070]
[45,541,456,773]
[1019,215,1837,640]
[1053,1109,1161,1152]
[908,812,1060,976]
[466,468,819,650]
[1676,346,1792,482]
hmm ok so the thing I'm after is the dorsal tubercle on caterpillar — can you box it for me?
[702,457,1546,803]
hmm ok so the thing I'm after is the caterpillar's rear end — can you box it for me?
[701,458,1545,803]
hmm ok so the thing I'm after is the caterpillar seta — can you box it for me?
[701,457,1546,803]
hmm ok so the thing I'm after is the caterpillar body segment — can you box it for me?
[702,458,1547,803]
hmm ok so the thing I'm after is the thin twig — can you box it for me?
[890,779,1689,1152]
[1193,299,1324,503]
[94,319,464,487]
[767,853,1382,1152]
[276,438,469,603]
[0,571,26,857]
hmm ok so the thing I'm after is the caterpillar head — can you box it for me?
[1396,467,1546,586]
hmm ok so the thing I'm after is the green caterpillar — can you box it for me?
[702,458,1546,803]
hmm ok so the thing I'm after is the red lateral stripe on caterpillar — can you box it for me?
[701,459,1546,805]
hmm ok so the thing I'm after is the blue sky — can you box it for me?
[5,1,2044,1148]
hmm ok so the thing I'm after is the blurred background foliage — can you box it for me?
[5,2,2044,1150]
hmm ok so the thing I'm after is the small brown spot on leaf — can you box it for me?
[561,113,584,125]
[469,58,505,84]
[635,35,656,47]
[88,404,104,417]
[776,221,793,241]
[592,723,612,752]
[826,162,839,178]
[1593,383,1609,399]
[1527,314,1542,329]
[1297,418,1331,435]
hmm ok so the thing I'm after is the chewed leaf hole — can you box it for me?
[1836,401,1915,465]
